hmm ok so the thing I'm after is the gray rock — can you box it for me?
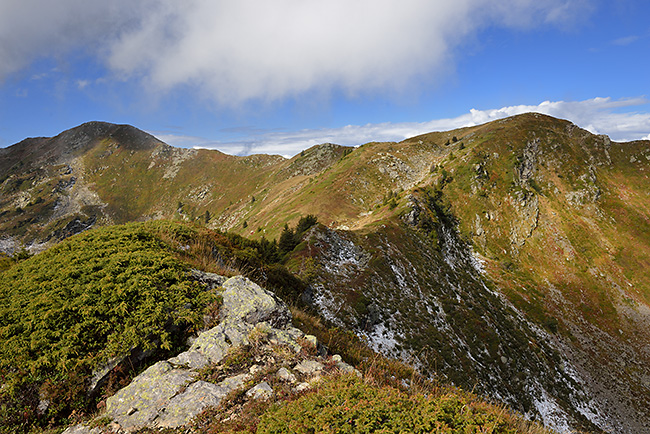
[277,367,297,383]
[223,321,253,346]
[105,361,195,431]
[294,360,324,375]
[37,395,50,415]
[267,327,303,352]
[189,269,228,290]
[285,326,305,340]
[168,350,211,370]
[61,425,102,434]
[218,373,250,392]
[304,334,318,348]
[157,380,228,428]
[294,382,312,392]
[88,355,124,396]
[246,381,273,400]
[221,276,290,327]
[185,322,246,366]
[334,359,362,378]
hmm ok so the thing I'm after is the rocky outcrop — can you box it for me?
[281,143,348,178]
[517,138,540,183]
[508,190,539,248]
[63,274,359,434]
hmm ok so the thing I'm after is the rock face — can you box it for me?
[63,274,359,433]
[106,361,197,430]
[220,275,291,328]
[167,275,294,371]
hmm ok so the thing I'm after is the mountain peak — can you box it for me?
[0,122,165,174]
[54,121,163,152]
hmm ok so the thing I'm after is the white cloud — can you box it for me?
[106,0,591,105]
[158,97,650,156]
[1,0,590,104]
[0,1,146,81]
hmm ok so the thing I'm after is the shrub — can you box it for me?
[0,222,217,432]
[295,214,318,236]
[258,375,519,434]
[0,252,14,272]
[278,224,297,255]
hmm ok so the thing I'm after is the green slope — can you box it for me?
[2,114,650,432]
[0,220,553,434]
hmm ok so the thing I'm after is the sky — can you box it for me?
[0,0,648,157]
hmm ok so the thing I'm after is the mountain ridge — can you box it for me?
[2,114,650,432]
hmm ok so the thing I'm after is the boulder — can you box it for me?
[105,361,196,431]
[332,354,362,377]
[156,381,228,428]
[221,276,291,327]
[277,367,297,383]
[294,360,324,376]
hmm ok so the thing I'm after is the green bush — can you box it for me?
[0,222,216,432]
[0,252,14,272]
[278,223,297,255]
[295,214,318,235]
[258,375,518,434]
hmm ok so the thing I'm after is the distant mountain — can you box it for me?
[0,121,344,252]
[2,114,649,432]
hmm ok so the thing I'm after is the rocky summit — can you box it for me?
[64,273,359,434]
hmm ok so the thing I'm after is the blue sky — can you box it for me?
[0,0,648,156]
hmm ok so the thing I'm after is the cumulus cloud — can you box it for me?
[160,97,650,156]
[106,0,592,104]
[1,0,589,104]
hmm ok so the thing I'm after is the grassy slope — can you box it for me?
[401,115,650,429]
[425,115,650,358]
[0,220,551,434]
[0,122,163,245]
[2,115,650,431]
[270,114,650,432]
